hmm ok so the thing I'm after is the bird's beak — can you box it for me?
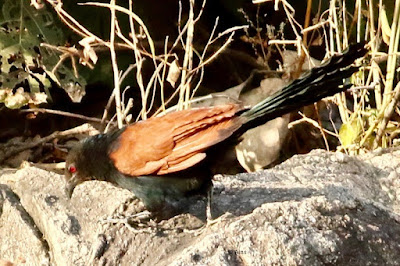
[65,174,80,199]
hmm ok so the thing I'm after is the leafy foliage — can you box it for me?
[0,0,85,108]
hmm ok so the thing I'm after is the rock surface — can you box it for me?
[1,149,400,265]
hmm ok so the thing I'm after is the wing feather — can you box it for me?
[109,104,244,176]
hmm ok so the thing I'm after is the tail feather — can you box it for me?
[240,43,367,130]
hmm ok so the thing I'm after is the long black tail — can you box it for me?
[240,43,368,130]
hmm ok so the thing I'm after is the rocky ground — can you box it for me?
[1,149,400,265]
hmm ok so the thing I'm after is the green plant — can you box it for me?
[0,0,86,109]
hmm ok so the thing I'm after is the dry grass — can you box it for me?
[42,0,400,152]
[43,0,247,131]
[254,0,399,154]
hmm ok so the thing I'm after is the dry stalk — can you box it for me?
[0,124,98,164]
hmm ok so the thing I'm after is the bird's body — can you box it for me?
[65,43,367,219]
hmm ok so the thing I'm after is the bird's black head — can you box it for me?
[65,139,94,198]
[65,133,121,198]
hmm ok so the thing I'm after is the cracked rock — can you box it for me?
[1,149,400,265]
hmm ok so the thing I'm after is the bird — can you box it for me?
[65,43,367,220]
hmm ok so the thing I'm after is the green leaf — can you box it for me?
[0,0,87,108]
[339,119,364,148]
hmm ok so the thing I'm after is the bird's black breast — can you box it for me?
[111,160,213,219]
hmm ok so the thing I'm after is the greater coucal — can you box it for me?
[65,43,367,219]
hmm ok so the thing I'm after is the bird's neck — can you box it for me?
[81,129,124,181]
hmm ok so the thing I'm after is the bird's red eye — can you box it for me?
[68,165,77,173]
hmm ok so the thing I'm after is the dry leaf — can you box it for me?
[79,36,98,65]
[30,0,44,9]
[4,88,29,109]
[167,59,181,88]
[380,7,392,45]
[29,92,48,105]
[64,82,86,103]
[2,88,47,109]
[0,89,12,101]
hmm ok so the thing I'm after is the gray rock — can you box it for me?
[1,149,400,265]
[0,183,49,265]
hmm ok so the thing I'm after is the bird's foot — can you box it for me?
[187,212,234,236]
[207,211,233,226]
[102,210,159,233]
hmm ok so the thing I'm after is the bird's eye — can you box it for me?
[68,165,77,173]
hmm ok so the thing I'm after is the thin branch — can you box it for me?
[288,112,338,138]
[0,124,97,164]
[20,108,111,123]
[374,82,400,147]
[109,0,123,128]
